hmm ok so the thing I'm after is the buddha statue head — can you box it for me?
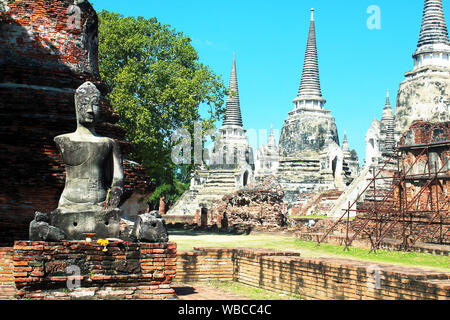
[74,81,101,128]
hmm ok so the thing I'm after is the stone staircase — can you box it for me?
[276,158,334,202]
[167,169,239,216]
[327,156,397,218]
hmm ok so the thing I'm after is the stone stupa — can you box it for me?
[276,9,358,202]
[167,54,254,217]
[395,0,450,136]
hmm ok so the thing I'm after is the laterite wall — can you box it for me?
[175,248,450,300]
[1,246,449,300]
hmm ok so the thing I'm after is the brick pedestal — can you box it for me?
[12,241,177,300]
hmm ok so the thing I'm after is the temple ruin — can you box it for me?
[321,0,449,250]
[276,8,359,203]
[167,54,254,216]
[254,125,280,180]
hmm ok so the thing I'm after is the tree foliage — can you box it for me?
[97,11,227,191]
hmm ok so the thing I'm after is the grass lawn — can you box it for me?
[206,281,302,300]
[169,229,450,272]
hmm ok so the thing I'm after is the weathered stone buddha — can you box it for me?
[49,81,124,239]
[55,81,123,212]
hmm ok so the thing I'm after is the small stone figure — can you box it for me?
[30,81,125,240]
[29,212,66,242]
[132,211,169,243]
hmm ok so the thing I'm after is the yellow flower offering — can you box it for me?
[97,239,109,252]
[97,239,109,246]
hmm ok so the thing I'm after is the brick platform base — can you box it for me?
[2,244,449,300]
[10,241,177,300]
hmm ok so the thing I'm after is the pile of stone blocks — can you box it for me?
[208,176,287,232]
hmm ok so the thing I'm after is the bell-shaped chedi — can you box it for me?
[0,0,153,245]
[277,9,351,199]
[395,0,450,136]
[279,9,339,157]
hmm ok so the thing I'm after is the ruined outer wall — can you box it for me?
[1,246,449,300]
[0,0,152,246]
[176,248,234,283]
[232,249,449,300]
[174,248,450,300]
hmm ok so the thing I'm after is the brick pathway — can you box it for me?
[173,284,251,300]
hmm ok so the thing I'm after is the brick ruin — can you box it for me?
[201,120,449,250]
[0,0,153,246]
[198,176,287,232]
[315,121,449,250]
[288,189,343,217]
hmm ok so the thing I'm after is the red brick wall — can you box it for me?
[2,245,449,300]
[402,121,450,145]
[176,248,234,283]
[11,241,176,300]
[175,248,450,300]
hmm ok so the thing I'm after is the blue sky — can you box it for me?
[90,0,449,164]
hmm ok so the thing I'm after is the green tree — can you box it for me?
[97,11,227,188]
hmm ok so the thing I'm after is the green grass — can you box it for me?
[206,281,302,300]
[169,229,450,271]
[295,240,450,270]
[288,215,328,219]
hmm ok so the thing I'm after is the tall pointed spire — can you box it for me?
[417,0,450,48]
[413,0,450,68]
[268,123,276,149]
[385,89,390,107]
[294,8,325,106]
[383,89,392,112]
[381,90,396,155]
[223,52,244,127]
[382,89,394,120]
[342,130,351,159]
